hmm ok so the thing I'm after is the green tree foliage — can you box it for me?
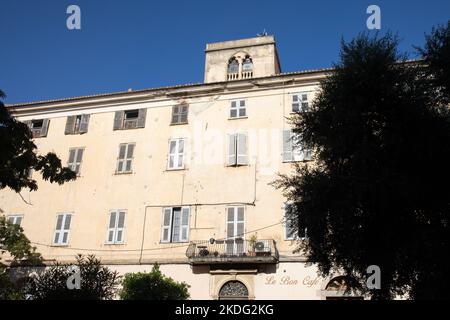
[0,215,42,299]
[120,263,190,300]
[274,27,450,300]
[25,255,121,300]
[0,90,76,193]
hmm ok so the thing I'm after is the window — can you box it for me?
[116,143,135,173]
[68,148,84,175]
[113,108,147,130]
[53,213,72,245]
[284,204,306,240]
[167,138,185,170]
[161,207,190,243]
[7,215,23,226]
[25,119,50,138]
[241,56,253,79]
[228,133,248,166]
[282,129,312,162]
[292,92,310,112]
[230,100,246,118]
[227,58,239,74]
[171,104,188,124]
[65,114,90,134]
[106,210,125,244]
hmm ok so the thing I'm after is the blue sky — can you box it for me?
[1,0,449,104]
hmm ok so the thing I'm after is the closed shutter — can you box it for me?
[137,108,147,128]
[65,116,76,135]
[125,144,134,172]
[54,214,71,245]
[177,139,184,168]
[116,211,125,243]
[236,207,245,237]
[180,105,188,123]
[107,212,116,243]
[40,119,50,137]
[228,134,237,166]
[180,207,190,242]
[79,114,90,133]
[236,133,248,165]
[285,204,295,239]
[113,111,124,130]
[161,208,172,242]
[68,149,76,170]
[171,106,180,124]
[226,207,235,238]
[117,144,127,172]
[75,149,84,173]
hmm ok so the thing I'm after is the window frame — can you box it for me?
[106,210,126,245]
[7,214,24,226]
[116,143,135,174]
[229,99,247,119]
[52,213,72,246]
[282,129,312,162]
[160,207,190,243]
[225,206,246,240]
[227,133,248,166]
[283,204,307,240]
[167,138,185,170]
[171,104,189,125]
[291,92,310,113]
[67,147,85,175]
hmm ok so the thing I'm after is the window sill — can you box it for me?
[159,241,189,244]
[165,168,187,172]
[51,244,70,247]
[282,159,313,163]
[104,243,125,246]
[114,171,133,175]
[226,164,249,167]
[228,116,248,120]
[170,122,189,126]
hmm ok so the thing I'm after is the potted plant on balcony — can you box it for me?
[248,234,258,256]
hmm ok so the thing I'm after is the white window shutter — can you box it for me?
[107,211,116,243]
[283,129,293,161]
[177,139,184,169]
[237,133,248,165]
[65,116,76,135]
[79,114,90,133]
[116,211,125,243]
[40,119,50,137]
[228,134,237,166]
[161,208,172,242]
[181,207,190,242]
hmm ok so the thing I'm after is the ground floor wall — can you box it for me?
[110,261,338,300]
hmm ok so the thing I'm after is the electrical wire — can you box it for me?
[29,220,284,252]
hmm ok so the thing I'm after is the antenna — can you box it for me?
[257,29,268,37]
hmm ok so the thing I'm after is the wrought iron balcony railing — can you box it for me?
[186,239,279,264]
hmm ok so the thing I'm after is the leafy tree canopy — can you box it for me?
[120,263,190,300]
[275,25,450,300]
[0,90,76,193]
[26,254,121,300]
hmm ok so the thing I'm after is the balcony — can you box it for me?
[186,239,279,265]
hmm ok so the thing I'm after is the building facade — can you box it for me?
[1,36,359,299]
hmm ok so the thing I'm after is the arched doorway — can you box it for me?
[218,280,249,300]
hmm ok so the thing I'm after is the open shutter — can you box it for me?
[68,149,76,169]
[180,207,190,242]
[23,120,32,129]
[40,119,50,137]
[228,134,237,166]
[161,208,172,242]
[65,116,76,135]
[137,108,147,128]
[113,111,124,130]
[79,114,90,133]
[236,133,248,165]
[125,144,134,172]
[117,144,127,172]
[283,130,293,161]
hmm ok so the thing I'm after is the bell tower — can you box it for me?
[203,35,281,83]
